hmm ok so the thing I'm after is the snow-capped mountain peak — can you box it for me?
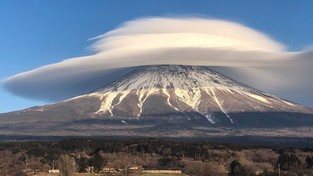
[2,65,313,138]
[82,65,311,124]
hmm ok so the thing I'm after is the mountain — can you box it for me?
[1,65,313,138]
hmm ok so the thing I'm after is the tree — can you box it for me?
[76,157,88,172]
[88,153,107,172]
[306,155,313,169]
[229,160,247,176]
[58,154,76,176]
[277,153,301,170]
[157,156,184,168]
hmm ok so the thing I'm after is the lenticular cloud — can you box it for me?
[2,17,313,107]
[92,17,285,53]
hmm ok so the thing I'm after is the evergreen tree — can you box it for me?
[88,153,107,172]
[277,152,301,170]
[306,155,313,169]
[229,160,246,176]
[76,157,88,172]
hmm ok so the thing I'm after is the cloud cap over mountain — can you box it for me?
[2,17,313,107]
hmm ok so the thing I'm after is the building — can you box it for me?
[102,167,116,173]
[143,166,182,174]
[48,169,60,173]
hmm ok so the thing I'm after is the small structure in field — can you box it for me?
[102,166,140,173]
[129,166,139,171]
[102,167,116,173]
[48,169,60,173]
[143,166,182,174]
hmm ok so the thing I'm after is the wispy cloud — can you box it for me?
[2,17,313,107]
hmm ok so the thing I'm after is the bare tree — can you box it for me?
[58,154,76,176]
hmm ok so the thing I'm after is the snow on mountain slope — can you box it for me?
[71,65,313,124]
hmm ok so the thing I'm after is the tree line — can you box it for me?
[0,138,313,176]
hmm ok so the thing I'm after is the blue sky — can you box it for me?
[1,0,313,113]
